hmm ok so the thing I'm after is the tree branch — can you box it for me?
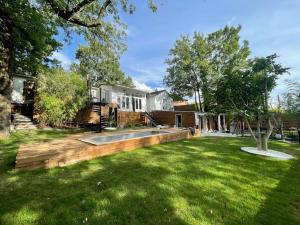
[45,0,112,28]
[67,0,96,18]
[244,117,257,142]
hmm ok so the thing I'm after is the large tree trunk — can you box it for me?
[196,89,203,112]
[256,119,263,150]
[0,11,13,138]
[244,117,257,142]
[193,90,199,111]
[262,117,274,151]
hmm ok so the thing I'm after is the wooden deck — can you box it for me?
[15,128,198,170]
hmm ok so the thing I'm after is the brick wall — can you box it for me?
[117,111,144,127]
[181,111,196,127]
[76,105,110,124]
[151,111,196,128]
[174,104,196,111]
[77,106,144,127]
[281,114,300,129]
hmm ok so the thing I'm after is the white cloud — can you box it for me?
[133,79,153,92]
[49,51,72,69]
[128,64,165,85]
[226,17,236,26]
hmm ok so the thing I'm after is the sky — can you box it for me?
[53,0,300,100]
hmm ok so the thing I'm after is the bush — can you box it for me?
[35,69,87,127]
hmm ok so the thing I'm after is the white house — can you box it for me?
[146,90,174,112]
[90,86,174,113]
[11,75,35,118]
[91,85,148,112]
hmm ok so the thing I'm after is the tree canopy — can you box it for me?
[282,80,300,115]
[0,0,156,136]
[35,69,87,127]
[216,54,289,150]
[164,26,250,112]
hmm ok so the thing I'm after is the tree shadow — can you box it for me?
[1,135,299,225]
[0,145,190,225]
[251,152,300,224]
[0,130,84,172]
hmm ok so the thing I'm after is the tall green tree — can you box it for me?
[0,0,59,137]
[206,25,250,112]
[164,26,250,113]
[283,80,300,115]
[0,0,156,136]
[217,54,289,150]
[164,36,202,111]
[73,26,133,87]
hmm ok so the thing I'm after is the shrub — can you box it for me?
[35,69,87,127]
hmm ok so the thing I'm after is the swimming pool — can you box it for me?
[80,130,168,145]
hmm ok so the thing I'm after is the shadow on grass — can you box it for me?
[0,130,83,172]
[0,151,188,225]
[0,135,300,225]
[252,153,300,225]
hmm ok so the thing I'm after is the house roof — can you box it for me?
[148,90,167,96]
[95,84,149,93]
[111,84,149,93]
[13,73,34,80]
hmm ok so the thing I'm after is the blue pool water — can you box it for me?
[80,130,168,145]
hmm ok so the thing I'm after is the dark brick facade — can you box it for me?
[151,110,196,128]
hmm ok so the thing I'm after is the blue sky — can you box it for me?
[53,0,300,100]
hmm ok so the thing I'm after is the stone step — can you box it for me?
[15,124,37,130]
[12,113,36,130]
[14,120,33,124]
[15,126,36,130]
[14,117,32,122]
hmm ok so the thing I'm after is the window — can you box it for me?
[126,97,130,109]
[139,99,142,110]
[122,96,126,108]
[91,89,98,102]
[135,98,138,109]
[117,97,121,107]
[162,99,167,110]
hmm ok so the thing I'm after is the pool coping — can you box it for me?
[78,130,173,146]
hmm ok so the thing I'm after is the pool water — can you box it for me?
[80,130,168,145]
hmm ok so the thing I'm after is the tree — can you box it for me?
[217,54,289,150]
[35,69,87,127]
[43,0,157,28]
[73,27,133,87]
[0,0,156,136]
[282,80,300,115]
[206,25,250,112]
[164,36,201,111]
[0,0,59,137]
[164,26,250,113]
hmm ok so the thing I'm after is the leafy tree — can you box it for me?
[216,54,289,150]
[73,28,133,87]
[164,36,201,110]
[282,80,300,115]
[206,25,250,112]
[164,26,249,113]
[0,0,60,137]
[35,69,87,127]
[0,0,156,136]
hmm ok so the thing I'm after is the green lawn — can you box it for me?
[0,130,299,225]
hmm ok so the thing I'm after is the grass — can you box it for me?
[0,130,300,225]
